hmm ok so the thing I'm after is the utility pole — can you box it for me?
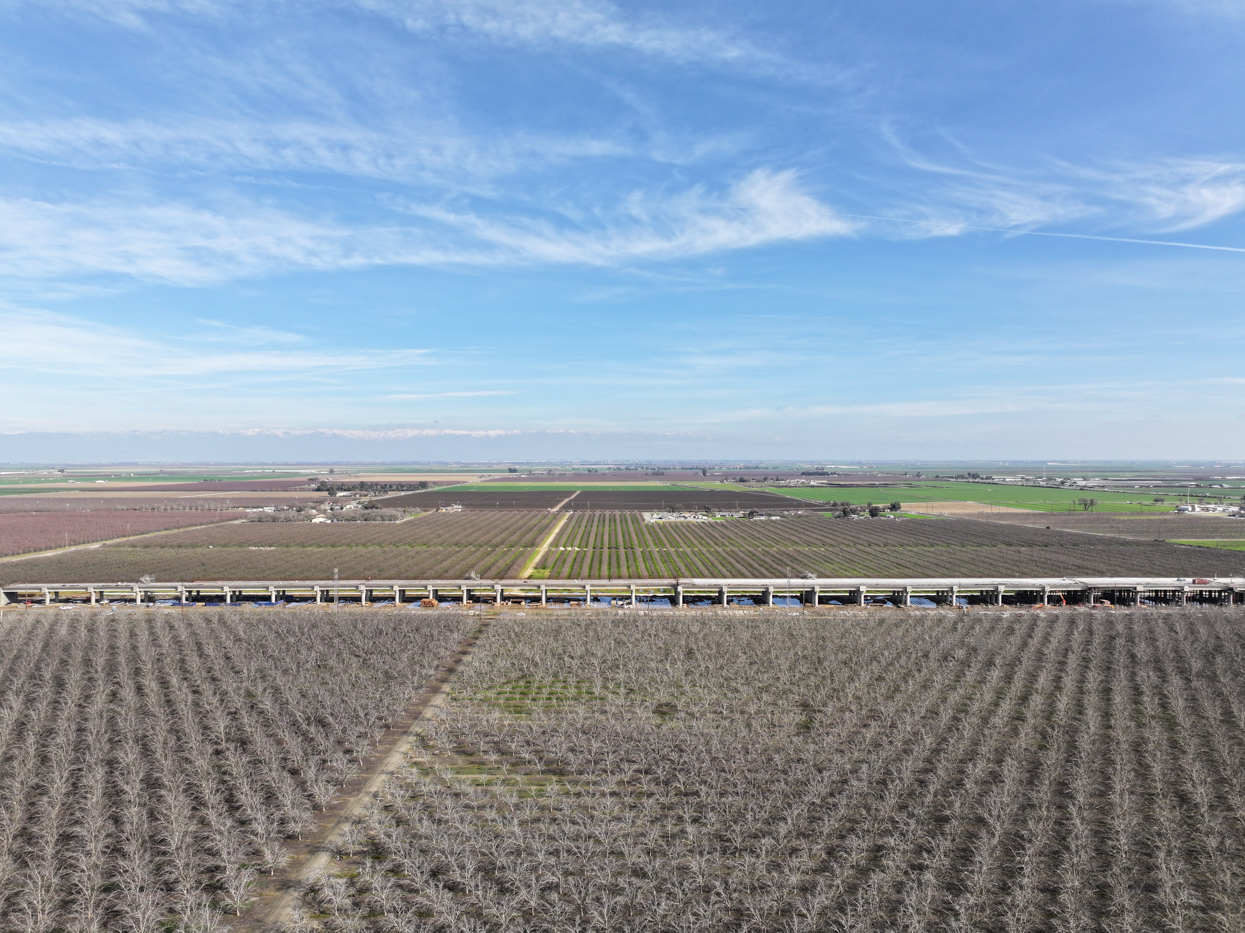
[334,567,339,612]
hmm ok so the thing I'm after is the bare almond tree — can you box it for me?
[0,608,469,931]
[303,608,1245,933]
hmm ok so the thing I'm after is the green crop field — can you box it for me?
[759,482,1177,513]
[445,483,696,492]
[1170,540,1245,551]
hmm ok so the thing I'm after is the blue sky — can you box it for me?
[2,0,1245,461]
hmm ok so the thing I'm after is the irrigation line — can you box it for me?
[245,615,494,932]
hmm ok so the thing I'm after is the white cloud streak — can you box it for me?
[0,196,486,284]
[30,0,779,70]
[1100,160,1245,230]
[357,0,768,66]
[890,142,1245,238]
[0,118,624,186]
[385,391,516,399]
[238,426,521,438]
[0,171,850,282]
[0,307,430,375]
[413,170,855,264]
[194,319,309,343]
[1023,231,1245,253]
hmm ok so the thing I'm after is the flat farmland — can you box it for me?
[952,511,1245,539]
[0,511,558,584]
[115,480,315,492]
[6,509,1243,584]
[533,512,1245,579]
[381,490,574,510]
[0,509,246,558]
[453,482,693,491]
[0,496,252,512]
[559,489,800,511]
[0,494,324,511]
[1172,540,1245,551]
[122,511,556,548]
[765,482,1178,513]
[380,488,800,511]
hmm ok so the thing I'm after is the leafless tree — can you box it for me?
[0,608,469,931]
[301,608,1245,933]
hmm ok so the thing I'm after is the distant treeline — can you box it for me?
[315,480,431,494]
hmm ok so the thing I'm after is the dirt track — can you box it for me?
[240,614,494,932]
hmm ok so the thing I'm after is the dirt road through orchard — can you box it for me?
[242,613,495,932]
[521,512,571,579]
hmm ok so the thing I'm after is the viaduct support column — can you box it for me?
[630,583,636,607]
[540,585,547,607]
[855,586,866,607]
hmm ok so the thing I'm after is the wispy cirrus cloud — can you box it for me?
[0,196,487,284]
[0,170,850,283]
[0,307,430,376]
[194,319,309,344]
[1117,0,1245,17]
[33,0,784,71]
[22,0,228,29]
[385,391,516,400]
[1099,159,1245,230]
[0,117,625,186]
[239,426,521,438]
[412,169,855,264]
[357,0,771,67]
[886,131,1245,236]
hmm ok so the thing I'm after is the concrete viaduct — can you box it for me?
[2,577,1242,609]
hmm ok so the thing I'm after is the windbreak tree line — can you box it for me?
[0,610,468,932]
[316,481,431,494]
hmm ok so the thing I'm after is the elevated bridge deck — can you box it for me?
[2,577,1241,608]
